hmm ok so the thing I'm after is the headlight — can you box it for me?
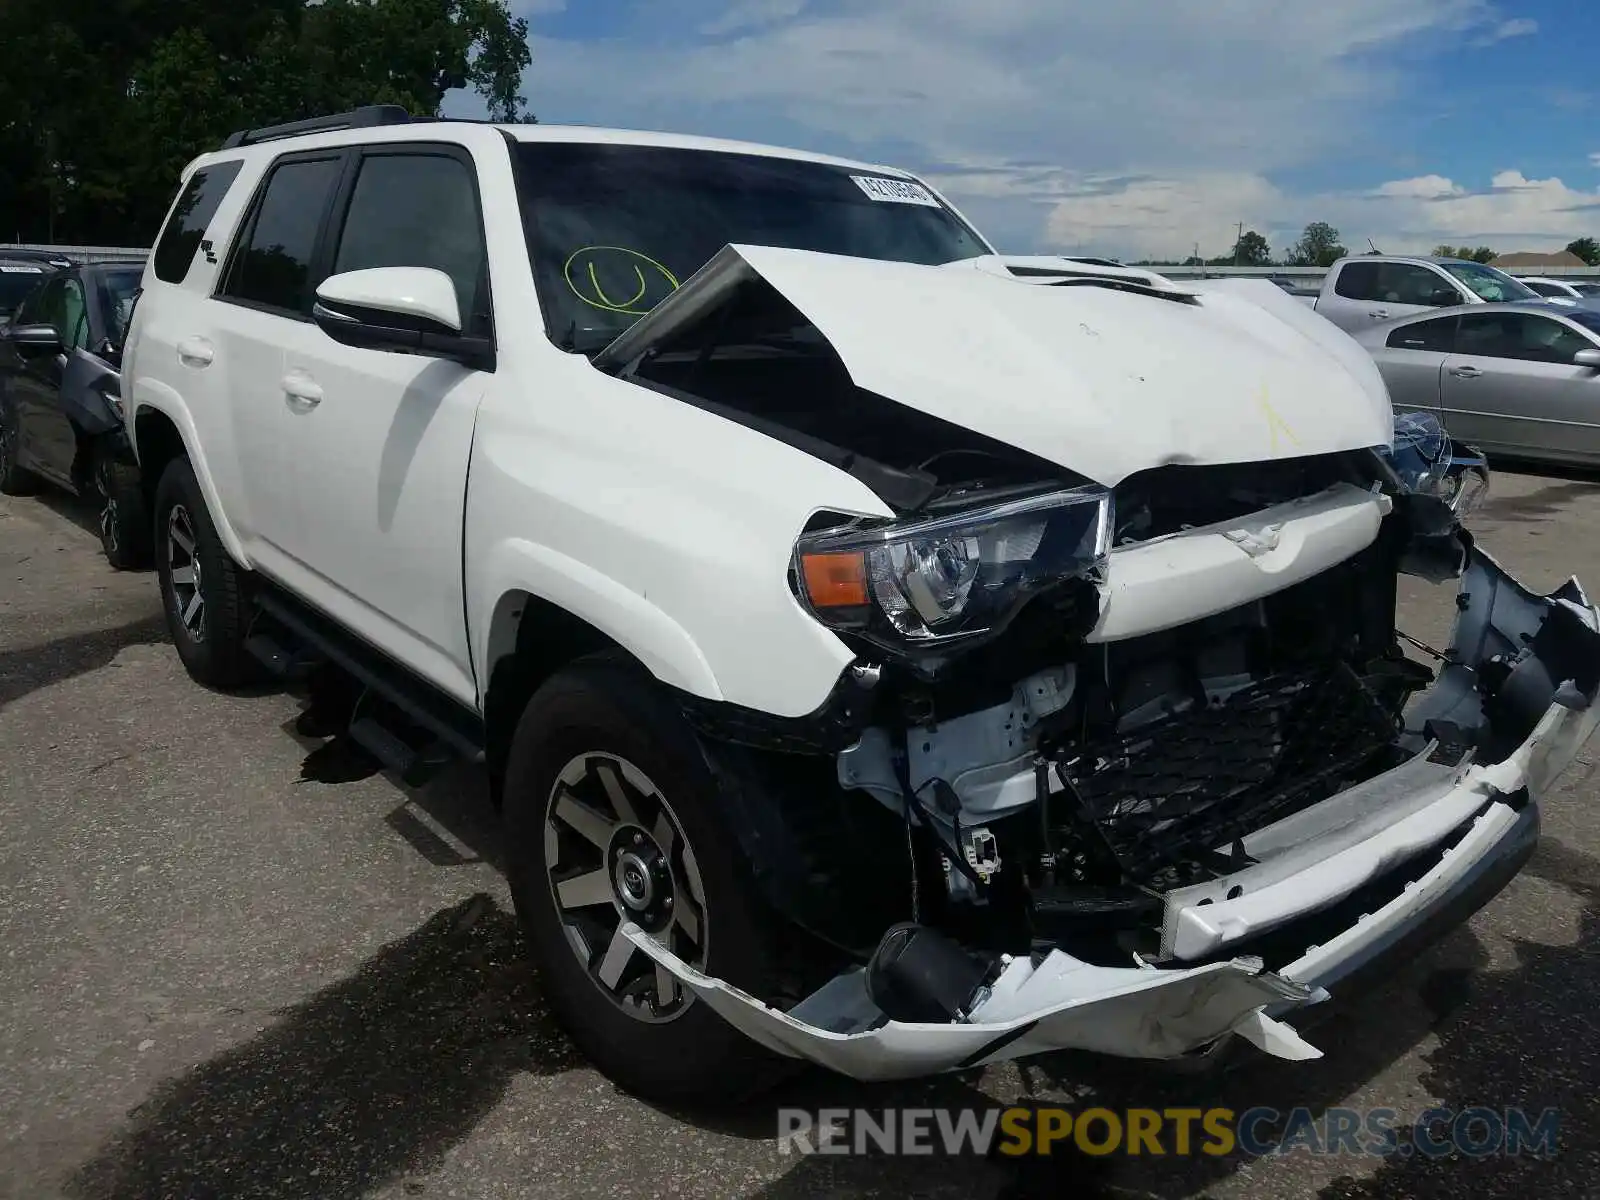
[794,486,1113,647]
[1444,456,1491,519]
[1383,411,1450,495]
[1379,410,1489,516]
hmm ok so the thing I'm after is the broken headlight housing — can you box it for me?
[1379,410,1490,518]
[794,485,1113,647]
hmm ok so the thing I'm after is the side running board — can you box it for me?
[246,589,486,778]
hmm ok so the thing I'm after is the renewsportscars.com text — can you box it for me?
[777,1106,1561,1159]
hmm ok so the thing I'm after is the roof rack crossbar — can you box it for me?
[221,105,413,150]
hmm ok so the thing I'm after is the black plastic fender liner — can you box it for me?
[693,734,915,960]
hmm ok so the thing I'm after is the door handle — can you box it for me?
[281,372,322,410]
[176,337,214,367]
[1450,365,1482,379]
[1368,309,1391,320]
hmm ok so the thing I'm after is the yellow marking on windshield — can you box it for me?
[590,262,647,310]
[564,247,681,315]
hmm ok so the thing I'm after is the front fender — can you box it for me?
[474,538,724,702]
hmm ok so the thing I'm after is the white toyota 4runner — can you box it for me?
[123,106,1600,1103]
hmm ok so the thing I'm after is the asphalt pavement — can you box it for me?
[3,469,1599,1200]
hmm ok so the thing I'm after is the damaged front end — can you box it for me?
[658,450,1600,1081]
[600,249,1600,1080]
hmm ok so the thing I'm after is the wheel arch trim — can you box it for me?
[475,537,723,706]
[130,384,250,566]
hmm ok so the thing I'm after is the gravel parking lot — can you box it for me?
[3,470,1599,1200]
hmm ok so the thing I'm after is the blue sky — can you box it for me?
[470,0,1600,260]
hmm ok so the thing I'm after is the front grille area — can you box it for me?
[1112,453,1352,544]
[1047,662,1397,884]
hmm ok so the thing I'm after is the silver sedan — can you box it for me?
[1355,301,1600,467]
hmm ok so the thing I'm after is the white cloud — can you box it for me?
[509,0,1595,255]
[1471,16,1538,44]
[1590,152,1600,168]
[701,0,808,36]
[1025,167,1600,260]
[526,0,1497,175]
[1374,175,1465,199]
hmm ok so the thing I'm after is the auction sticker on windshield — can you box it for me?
[850,175,943,207]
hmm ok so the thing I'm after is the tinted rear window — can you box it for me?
[1333,261,1381,300]
[152,161,244,284]
[220,156,343,314]
[1386,315,1457,352]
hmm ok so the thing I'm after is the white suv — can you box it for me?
[123,106,1600,1103]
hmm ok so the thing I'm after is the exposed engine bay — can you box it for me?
[836,528,1438,963]
[605,250,1598,1078]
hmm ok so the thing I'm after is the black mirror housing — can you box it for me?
[7,322,63,352]
[311,301,493,372]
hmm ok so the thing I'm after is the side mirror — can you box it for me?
[312,267,492,370]
[7,322,63,353]
[1574,348,1600,369]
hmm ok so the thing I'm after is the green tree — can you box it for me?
[0,0,533,245]
[1566,237,1600,266]
[1223,229,1272,266]
[1283,221,1347,268]
[1433,245,1499,263]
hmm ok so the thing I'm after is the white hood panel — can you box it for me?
[602,246,1393,486]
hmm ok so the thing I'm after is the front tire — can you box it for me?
[154,456,256,688]
[94,440,152,569]
[0,394,39,496]
[502,659,797,1105]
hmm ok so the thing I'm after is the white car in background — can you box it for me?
[121,107,1600,1102]
[1517,276,1600,302]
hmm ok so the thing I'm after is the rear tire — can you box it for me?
[502,659,799,1105]
[0,394,39,496]
[154,456,257,688]
[94,440,152,569]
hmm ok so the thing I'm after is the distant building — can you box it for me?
[1490,250,1586,268]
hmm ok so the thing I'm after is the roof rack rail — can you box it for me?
[221,105,413,150]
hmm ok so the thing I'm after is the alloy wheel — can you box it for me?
[543,751,708,1023]
[166,504,206,641]
[0,405,16,473]
[96,457,119,554]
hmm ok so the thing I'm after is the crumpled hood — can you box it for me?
[598,246,1393,486]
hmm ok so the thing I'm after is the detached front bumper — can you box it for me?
[634,548,1600,1082]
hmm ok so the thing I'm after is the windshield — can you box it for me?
[1573,282,1600,298]
[1561,309,1600,336]
[101,267,143,345]
[1441,261,1538,302]
[0,267,46,315]
[514,142,990,351]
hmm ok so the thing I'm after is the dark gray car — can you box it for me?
[1356,300,1600,467]
[0,262,151,567]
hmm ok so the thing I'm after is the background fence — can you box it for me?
[11,244,1600,280]
[2,243,150,264]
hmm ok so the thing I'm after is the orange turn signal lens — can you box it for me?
[800,551,870,609]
